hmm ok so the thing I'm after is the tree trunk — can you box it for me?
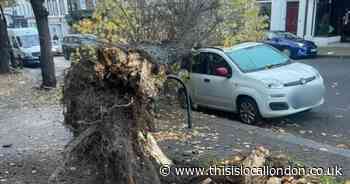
[0,5,10,74]
[30,0,57,87]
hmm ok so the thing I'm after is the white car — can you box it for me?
[183,42,325,124]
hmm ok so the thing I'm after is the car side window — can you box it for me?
[207,53,231,76]
[191,53,209,74]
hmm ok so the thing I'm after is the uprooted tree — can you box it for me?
[57,46,172,184]
[53,0,269,183]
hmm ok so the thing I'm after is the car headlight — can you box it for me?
[262,79,284,89]
[297,43,305,47]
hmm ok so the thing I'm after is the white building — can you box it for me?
[5,0,69,42]
[258,0,350,46]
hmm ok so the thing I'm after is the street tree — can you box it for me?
[0,0,13,74]
[29,0,57,87]
[219,0,269,46]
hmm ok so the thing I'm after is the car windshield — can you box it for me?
[226,45,290,73]
[19,35,40,48]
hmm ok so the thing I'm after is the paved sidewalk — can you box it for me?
[156,111,350,178]
[319,43,350,57]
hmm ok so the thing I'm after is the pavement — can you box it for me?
[318,43,350,57]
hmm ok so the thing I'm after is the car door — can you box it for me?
[11,36,21,59]
[205,53,235,110]
[189,52,211,106]
[190,52,234,110]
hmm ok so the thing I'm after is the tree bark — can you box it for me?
[30,0,57,87]
[0,5,10,74]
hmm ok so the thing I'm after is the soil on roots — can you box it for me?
[55,46,168,184]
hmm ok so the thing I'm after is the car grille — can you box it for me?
[289,83,324,109]
[284,76,316,87]
[32,52,40,57]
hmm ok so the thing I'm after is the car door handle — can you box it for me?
[204,78,210,83]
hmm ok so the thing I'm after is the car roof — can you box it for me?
[7,28,38,36]
[199,42,263,53]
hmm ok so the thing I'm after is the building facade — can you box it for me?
[258,0,350,46]
[5,0,69,42]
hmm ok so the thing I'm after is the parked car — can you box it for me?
[181,42,325,124]
[7,28,40,67]
[263,31,318,59]
[62,34,97,60]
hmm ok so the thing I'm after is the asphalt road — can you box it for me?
[269,56,350,147]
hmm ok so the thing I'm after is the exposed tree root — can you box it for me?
[55,46,171,184]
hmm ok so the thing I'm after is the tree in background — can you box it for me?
[76,0,267,48]
[219,0,269,46]
[0,0,12,74]
[76,0,221,48]
[30,0,57,88]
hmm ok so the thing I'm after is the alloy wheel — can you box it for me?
[239,101,257,124]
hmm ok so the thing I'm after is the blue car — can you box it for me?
[263,31,318,59]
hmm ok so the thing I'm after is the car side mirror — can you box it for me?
[215,67,231,78]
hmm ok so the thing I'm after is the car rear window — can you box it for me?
[226,45,289,72]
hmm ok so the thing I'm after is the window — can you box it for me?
[192,53,208,74]
[207,53,231,76]
[18,35,40,48]
[314,0,336,36]
[226,45,289,73]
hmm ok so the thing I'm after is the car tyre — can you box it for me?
[238,97,261,125]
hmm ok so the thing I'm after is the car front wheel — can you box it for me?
[238,97,261,125]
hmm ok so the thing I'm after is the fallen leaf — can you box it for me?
[336,144,349,149]
[319,148,328,151]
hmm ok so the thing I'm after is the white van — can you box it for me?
[7,28,41,67]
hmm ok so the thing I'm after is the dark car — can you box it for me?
[62,34,97,60]
[263,31,318,59]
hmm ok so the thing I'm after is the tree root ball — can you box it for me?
[61,46,170,184]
